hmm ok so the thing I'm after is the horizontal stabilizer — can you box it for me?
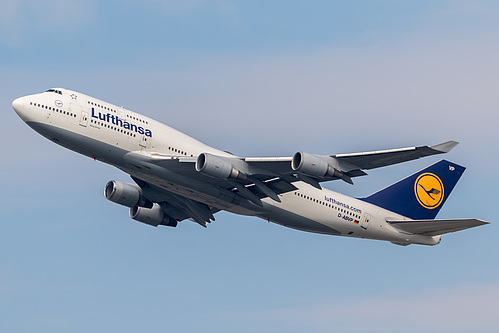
[387,218,489,236]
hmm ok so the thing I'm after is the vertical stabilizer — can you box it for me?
[361,160,465,219]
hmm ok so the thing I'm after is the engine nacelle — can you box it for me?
[129,203,177,227]
[291,152,344,179]
[104,181,153,208]
[195,153,246,180]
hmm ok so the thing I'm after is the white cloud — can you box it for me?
[5,31,499,166]
[94,36,499,159]
[239,284,499,333]
[5,15,499,183]
[0,0,97,46]
[122,0,219,14]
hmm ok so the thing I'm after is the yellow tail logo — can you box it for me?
[414,173,444,209]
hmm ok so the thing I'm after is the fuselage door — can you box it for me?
[79,111,89,127]
[361,213,371,230]
[139,134,149,148]
[117,106,126,119]
[45,103,55,120]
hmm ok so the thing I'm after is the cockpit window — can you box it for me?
[46,89,62,95]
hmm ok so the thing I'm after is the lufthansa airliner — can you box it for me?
[12,88,488,246]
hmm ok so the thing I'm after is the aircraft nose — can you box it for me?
[12,97,25,114]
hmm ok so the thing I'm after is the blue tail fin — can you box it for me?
[360,160,465,219]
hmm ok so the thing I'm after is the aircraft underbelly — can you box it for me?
[258,205,341,235]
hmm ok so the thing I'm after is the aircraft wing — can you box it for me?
[123,141,457,205]
[132,177,220,227]
[330,141,459,170]
[244,141,458,186]
[387,218,489,236]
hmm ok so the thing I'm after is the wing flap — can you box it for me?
[132,177,218,227]
[245,177,298,199]
[387,218,489,236]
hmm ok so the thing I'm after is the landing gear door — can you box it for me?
[361,213,371,230]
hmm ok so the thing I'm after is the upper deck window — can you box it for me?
[46,89,62,95]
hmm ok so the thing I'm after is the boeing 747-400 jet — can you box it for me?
[12,88,488,246]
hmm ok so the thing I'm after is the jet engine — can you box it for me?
[104,181,153,208]
[129,203,177,227]
[195,153,246,180]
[292,152,349,181]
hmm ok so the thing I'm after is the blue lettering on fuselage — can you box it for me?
[91,108,152,137]
[325,196,362,214]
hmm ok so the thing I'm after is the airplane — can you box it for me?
[12,88,488,246]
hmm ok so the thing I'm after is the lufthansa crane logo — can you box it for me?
[414,173,444,209]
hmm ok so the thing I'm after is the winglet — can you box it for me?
[430,141,459,153]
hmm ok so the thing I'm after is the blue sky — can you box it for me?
[1,1,498,332]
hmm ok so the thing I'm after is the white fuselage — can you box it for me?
[13,88,440,245]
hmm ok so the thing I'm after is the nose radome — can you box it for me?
[12,97,24,113]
